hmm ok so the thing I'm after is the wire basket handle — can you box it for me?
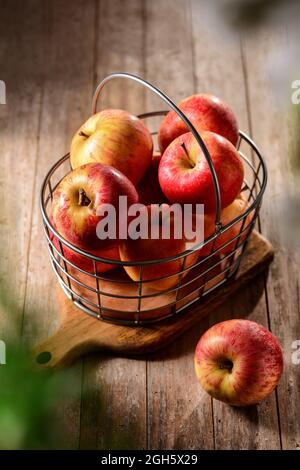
[92,72,222,227]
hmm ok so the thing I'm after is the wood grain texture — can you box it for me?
[20,0,97,449]
[0,0,44,338]
[212,273,281,449]
[143,0,215,449]
[242,26,300,450]
[189,1,282,449]
[79,0,148,451]
[33,231,274,367]
[1,0,299,451]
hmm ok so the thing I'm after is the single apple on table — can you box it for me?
[51,162,138,251]
[194,319,283,406]
[70,109,153,186]
[158,130,244,213]
[119,204,199,291]
[137,151,168,205]
[158,93,239,153]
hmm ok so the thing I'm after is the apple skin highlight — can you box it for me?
[194,319,283,406]
[52,162,138,251]
[158,93,239,153]
[70,109,153,186]
[158,131,244,213]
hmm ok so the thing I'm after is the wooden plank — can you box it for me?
[212,273,281,449]
[144,0,214,450]
[243,25,300,449]
[189,0,281,450]
[0,1,44,338]
[3,0,292,451]
[79,0,148,451]
[21,0,97,449]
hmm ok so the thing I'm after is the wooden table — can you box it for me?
[1,0,299,450]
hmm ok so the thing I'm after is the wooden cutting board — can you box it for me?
[33,231,274,368]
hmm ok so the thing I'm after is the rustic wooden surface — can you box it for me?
[1,0,299,450]
[33,231,273,368]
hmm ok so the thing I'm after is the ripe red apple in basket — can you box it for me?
[158,93,239,153]
[51,162,138,251]
[137,151,168,205]
[158,131,244,213]
[119,204,199,291]
[70,109,153,186]
[49,218,120,274]
[194,319,283,406]
[199,194,255,257]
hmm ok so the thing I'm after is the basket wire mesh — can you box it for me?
[40,73,267,325]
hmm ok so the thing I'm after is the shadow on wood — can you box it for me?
[33,231,274,368]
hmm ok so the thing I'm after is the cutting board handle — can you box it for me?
[32,308,121,368]
[33,316,97,368]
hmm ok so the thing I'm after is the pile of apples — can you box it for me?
[51,93,251,290]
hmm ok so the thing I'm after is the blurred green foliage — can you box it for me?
[0,344,74,449]
[0,282,132,450]
[0,281,76,449]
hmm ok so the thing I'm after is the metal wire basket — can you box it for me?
[40,73,267,325]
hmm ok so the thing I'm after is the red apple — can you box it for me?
[51,162,138,251]
[119,204,199,291]
[158,131,244,213]
[195,319,283,406]
[70,109,153,185]
[202,194,255,256]
[158,93,239,153]
[137,151,168,205]
[188,212,215,258]
[49,219,120,274]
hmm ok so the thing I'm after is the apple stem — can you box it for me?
[78,188,91,207]
[79,130,89,138]
[181,142,195,168]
